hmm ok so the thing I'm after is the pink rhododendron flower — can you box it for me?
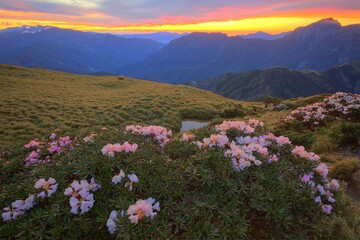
[315,163,329,178]
[83,133,96,142]
[112,170,125,184]
[101,142,138,157]
[125,174,139,191]
[248,119,264,128]
[107,210,123,234]
[34,177,58,198]
[127,198,160,224]
[101,144,117,157]
[268,154,278,163]
[24,149,40,166]
[330,179,340,190]
[49,133,57,140]
[70,191,94,215]
[2,194,35,221]
[181,132,195,142]
[64,178,100,214]
[125,125,172,147]
[24,139,43,149]
[301,173,313,184]
[276,136,291,146]
[322,204,333,215]
[122,141,138,153]
[22,194,36,211]
[202,134,229,148]
[317,185,326,195]
[215,120,255,135]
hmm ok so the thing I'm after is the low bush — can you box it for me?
[330,158,360,180]
[0,120,357,239]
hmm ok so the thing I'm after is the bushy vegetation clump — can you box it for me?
[283,92,360,130]
[2,119,359,239]
[330,158,360,180]
[274,93,360,155]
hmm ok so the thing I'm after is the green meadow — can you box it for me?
[0,65,251,147]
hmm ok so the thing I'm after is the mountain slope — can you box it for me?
[189,62,360,100]
[0,26,163,74]
[120,18,360,84]
[0,64,246,146]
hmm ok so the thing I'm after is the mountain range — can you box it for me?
[119,32,188,44]
[120,18,360,84]
[0,25,163,74]
[239,31,288,40]
[0,18,360,84]
[188,61,360,100]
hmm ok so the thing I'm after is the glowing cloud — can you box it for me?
[0,0,360,34]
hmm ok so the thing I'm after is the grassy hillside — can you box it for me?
[189,62,360,100]
[0,65,248,147]
[1,66,360,239]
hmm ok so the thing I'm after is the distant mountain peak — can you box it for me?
[0,25,55,34]
[289,17,342,39]
[240,31,288,40]
[313,18,341,25]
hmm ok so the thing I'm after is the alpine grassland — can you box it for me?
[0,65,248,148]
[1,66,360,239]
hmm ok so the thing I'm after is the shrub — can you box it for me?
[330,122,360,148]
[221,107,245,118]
[330,158,360,180]
[0,119,355,239]
[282,92,360,130]
[273,121,315,149]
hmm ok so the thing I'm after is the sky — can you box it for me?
[0,0,360,35]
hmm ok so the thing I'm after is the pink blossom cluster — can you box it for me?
[2,177,60,222]
[180,132,195,142]
[64,178,101,215]
[106,210,123,234]
[101,142,138,157]
[106,198,160,234]
[2,195,35,221]
[24,132,74,166]
[301,166,339,214]
[292,146,320,161]
[34,178,58,198]
[47,136,73,154]
[247,119,265,128]
[200,134,229,148]
[283,92,360,127]
[224,134,287,171]
[83,133,97,142]
[197,120,339,215]
[112,170,139,191]
[125,125,172,147]
[127,198,160,224]
[215,120,256,135]
[24,139,44,149]
[24,149,43,166]
[225,142,262,171]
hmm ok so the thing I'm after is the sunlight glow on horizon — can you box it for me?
[1,7,360,35]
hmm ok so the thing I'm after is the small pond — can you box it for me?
[180,119,211,132]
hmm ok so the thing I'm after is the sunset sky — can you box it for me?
[1,0,360,35]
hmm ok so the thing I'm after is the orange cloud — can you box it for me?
[0,7,360,35]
